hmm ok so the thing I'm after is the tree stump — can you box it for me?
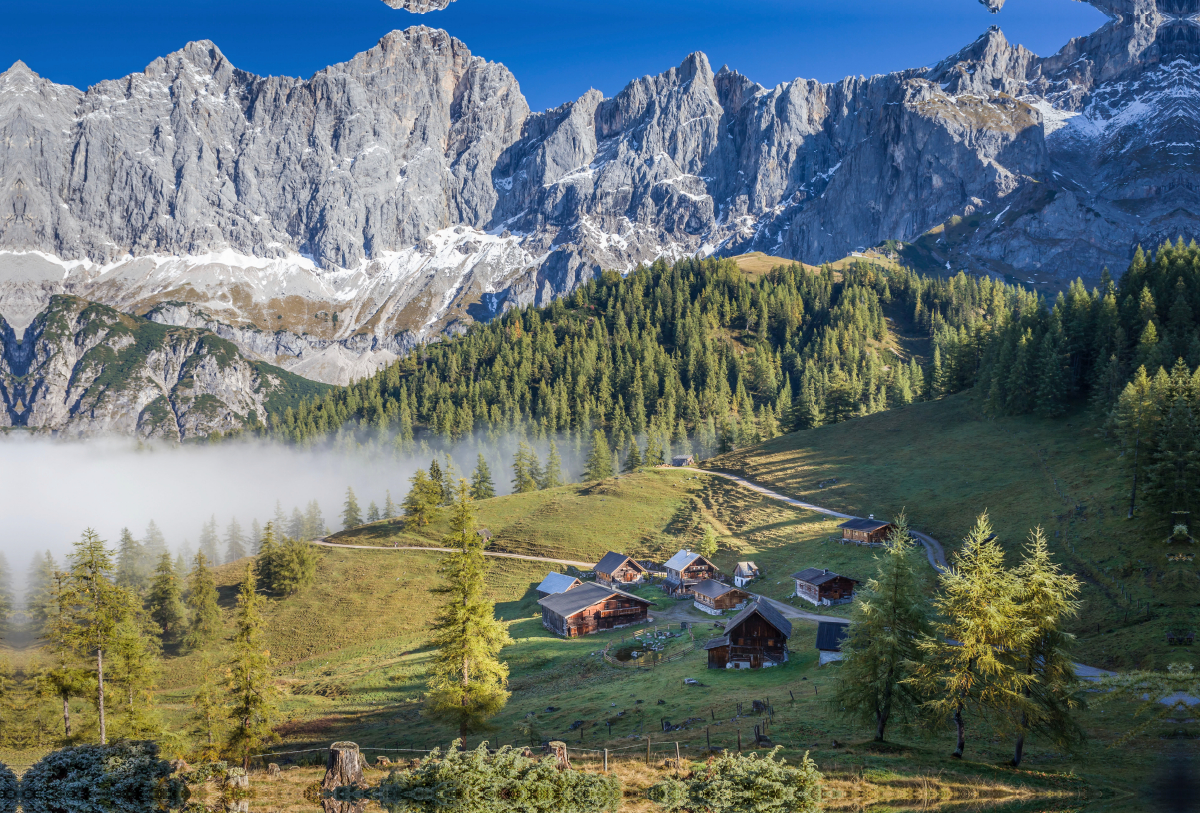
[323,742,365,790]
[267,763,281,778]
[547,741,571,771]
[375,756,391,769]
[170,759,190,775]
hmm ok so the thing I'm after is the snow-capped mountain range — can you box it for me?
[0,0,1194,385]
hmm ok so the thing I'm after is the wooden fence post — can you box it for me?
[604,749,609,773]
[675,742,681,775]
[647,736,651,764]
[737,730,741,752]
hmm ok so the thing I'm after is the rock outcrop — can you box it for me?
[382,0,454,10]
[0,297,322,439]
[0,1,1195,384]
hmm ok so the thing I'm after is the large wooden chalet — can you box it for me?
[791,568,860,606]
[537,582,654,638]
[838,517,893,545]
[691,580,751,615]
[662,549,720,597]
[704,600,793,669]
[594,551,648,587]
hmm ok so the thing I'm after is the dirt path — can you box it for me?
[310,539,594,569]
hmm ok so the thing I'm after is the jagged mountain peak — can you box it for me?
[381,0,454,10]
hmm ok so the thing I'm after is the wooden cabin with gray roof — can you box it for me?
[535,571,582,599]
[593,551,648,587]
[691,580,751,615]
[791,568,860,606]
[661,549,720,597]
[838,517,893,546]
[703,599,792,669]
[537,582,655,638]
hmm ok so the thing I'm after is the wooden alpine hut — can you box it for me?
[535,571,582,599]
[703,599,792,669]
[537,582,655,638]
[791,568,860,606]
[662,549,721,597]
[593,551,648,587]
[691,580,751,615]
[837,517,893,545]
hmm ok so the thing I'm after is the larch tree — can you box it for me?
[114,528,147,593]
[107,596,162,738]
[367,501,381,523]
[384,490,398,518]
[833,512,930,741]
[1009,527,1084,766]
[403,469,443,530]
[470,455,496,500]
[225,518,248,563]
[584,430,614,481]
[697,526,719,560]
[911,512,1030,759]
[190,652,225,761]
[224,562,279,770]
[40,567,92,740]
[142,520,169,563]
[1112,366,1158,518]
[147,552,187,642]
[184,552,222,651]
[249,519,264,554]
[540,440,564,489]
[198,515,221,564]
[65,529,126,745]
[25,552,58,634]
[511,442,541,493]
[342,487,363,530]
[623,441,644,473]
[423,481,513,739]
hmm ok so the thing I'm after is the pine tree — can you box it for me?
[470,455,496,500]
[107,598,161,738]
[224,562,279,770]
[142,520,168,563]
[584,430,614,481]
[912,513,1030,759]
[1008,527,1083,766]
[249,519,264,555]
[384,489,398,518]
[423,482,513,738]
[303,500,326,539]
[367,501,381,523]
[1111,366,1158,518]
[342,487,363,530]
[429,459,449,505]
[25,552,58,633]
[39,567,91,740]
[225,518,248,563]
[190,652,225,762]
[697,525,719,560]
[511,442,541,493]
[114,528,148,593]
[147,552,187,642]
[65,529,126,745]
[288,508,306,539]
[834,513,929,741]
[540,440,564,489]
[262,535,318,596]
[623,441,644,473]
[198,516,221,564]
[255,522,281,592]
[403,469,443,530]
[184,553,221,651]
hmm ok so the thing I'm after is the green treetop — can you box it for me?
[403,469,443,530]
[342,487,363,530]
[584,430,614,481]
[147,552,187,642]
[184,552,222,651]
[224,561,280,770]
[470,454,496,500]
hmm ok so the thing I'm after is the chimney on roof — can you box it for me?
[823,569,828,574]
[869,514,874,520]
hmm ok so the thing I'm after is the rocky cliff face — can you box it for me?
[0,1,1194,385]
[0,297,324,439]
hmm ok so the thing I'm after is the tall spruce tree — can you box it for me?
[249,519,264,555]
[584,430,614,481]
[1112,366,1159,518]
[511,442,541,493]
[1009,528,1083,766]
[107,598,161,738]
[66,529,125,745]
[198,516,221,564]
[225,518,248,563]
[540,440,564,489]
[142,520,168,563]
[384,490,398,518]
[912,513,1030,759]
[367,501,381,523]
[114,528,148,593]
[190,652,225,761]
[342,487,363,530]
[834,513,929,741]
[303,500,326,539]
[39,567,91,740]
[225,562,279,770]
[26,552,58,633]
[470,455,496,500]
[623,441,644,473]
[147,552,187,642]
[184,553,221,651]
[424,482,513,738]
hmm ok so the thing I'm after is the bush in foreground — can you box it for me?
[20,741,185,813]
[647,747,822,813]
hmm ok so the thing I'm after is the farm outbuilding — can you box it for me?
[535,572,582,599]
[816,620,851,665]
[537,582,655,638]
[732,561,759,587]
[671,455,696,467]
[594,551,648,587]
[662,549,721,597]
[837,518,893,545]
[791,568,860,606]
[691,580,750,615]
[703,600,792,669]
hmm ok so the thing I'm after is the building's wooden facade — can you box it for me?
[594,551,648,587]
[704,601,792,669]
[662,550,721,597]
[692,580,750,615]
[732,562,759,588]
[538,582,654,638]
[791,568,860,606]
[837,518,893,545]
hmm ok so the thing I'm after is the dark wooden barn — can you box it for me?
[837,518,893,545]
[662,549,721,597]
[537,582,655,638]
[791,568,860,606]
[594,551,648,587]
[691,580,751,614]
[703,600,792,669]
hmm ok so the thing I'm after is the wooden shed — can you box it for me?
[671,455,696,467]
[732,561,759,588]
[837,518,893,545]
[594,552,648,587]
[703,600,792,669]
[816,620,850,665]
[535,571,582,599]
[791,568,860,606]
[662,549,721,597]
[691,580,750,615]
[537,582,654,638]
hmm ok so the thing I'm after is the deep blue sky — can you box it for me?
[1,0,1106,112]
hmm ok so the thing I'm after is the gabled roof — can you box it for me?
[703,635,730,650]
[692,579,744,600]
[663,549,715,572]
[791,568,860,586]
[734,562,759,577]
[725,599,792,640]
[594,551,645,575]
[536,572,581,595]
[838,518,892,532]
[537,582,654,618]
[816,620,850,651]
[671,455,694,465]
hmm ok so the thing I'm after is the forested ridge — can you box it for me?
[268,256,1019,459]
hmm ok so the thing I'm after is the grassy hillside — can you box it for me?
[709,391,1179,671]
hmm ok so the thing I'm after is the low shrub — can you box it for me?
[646,747,822,813]
[21,741,186,813]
